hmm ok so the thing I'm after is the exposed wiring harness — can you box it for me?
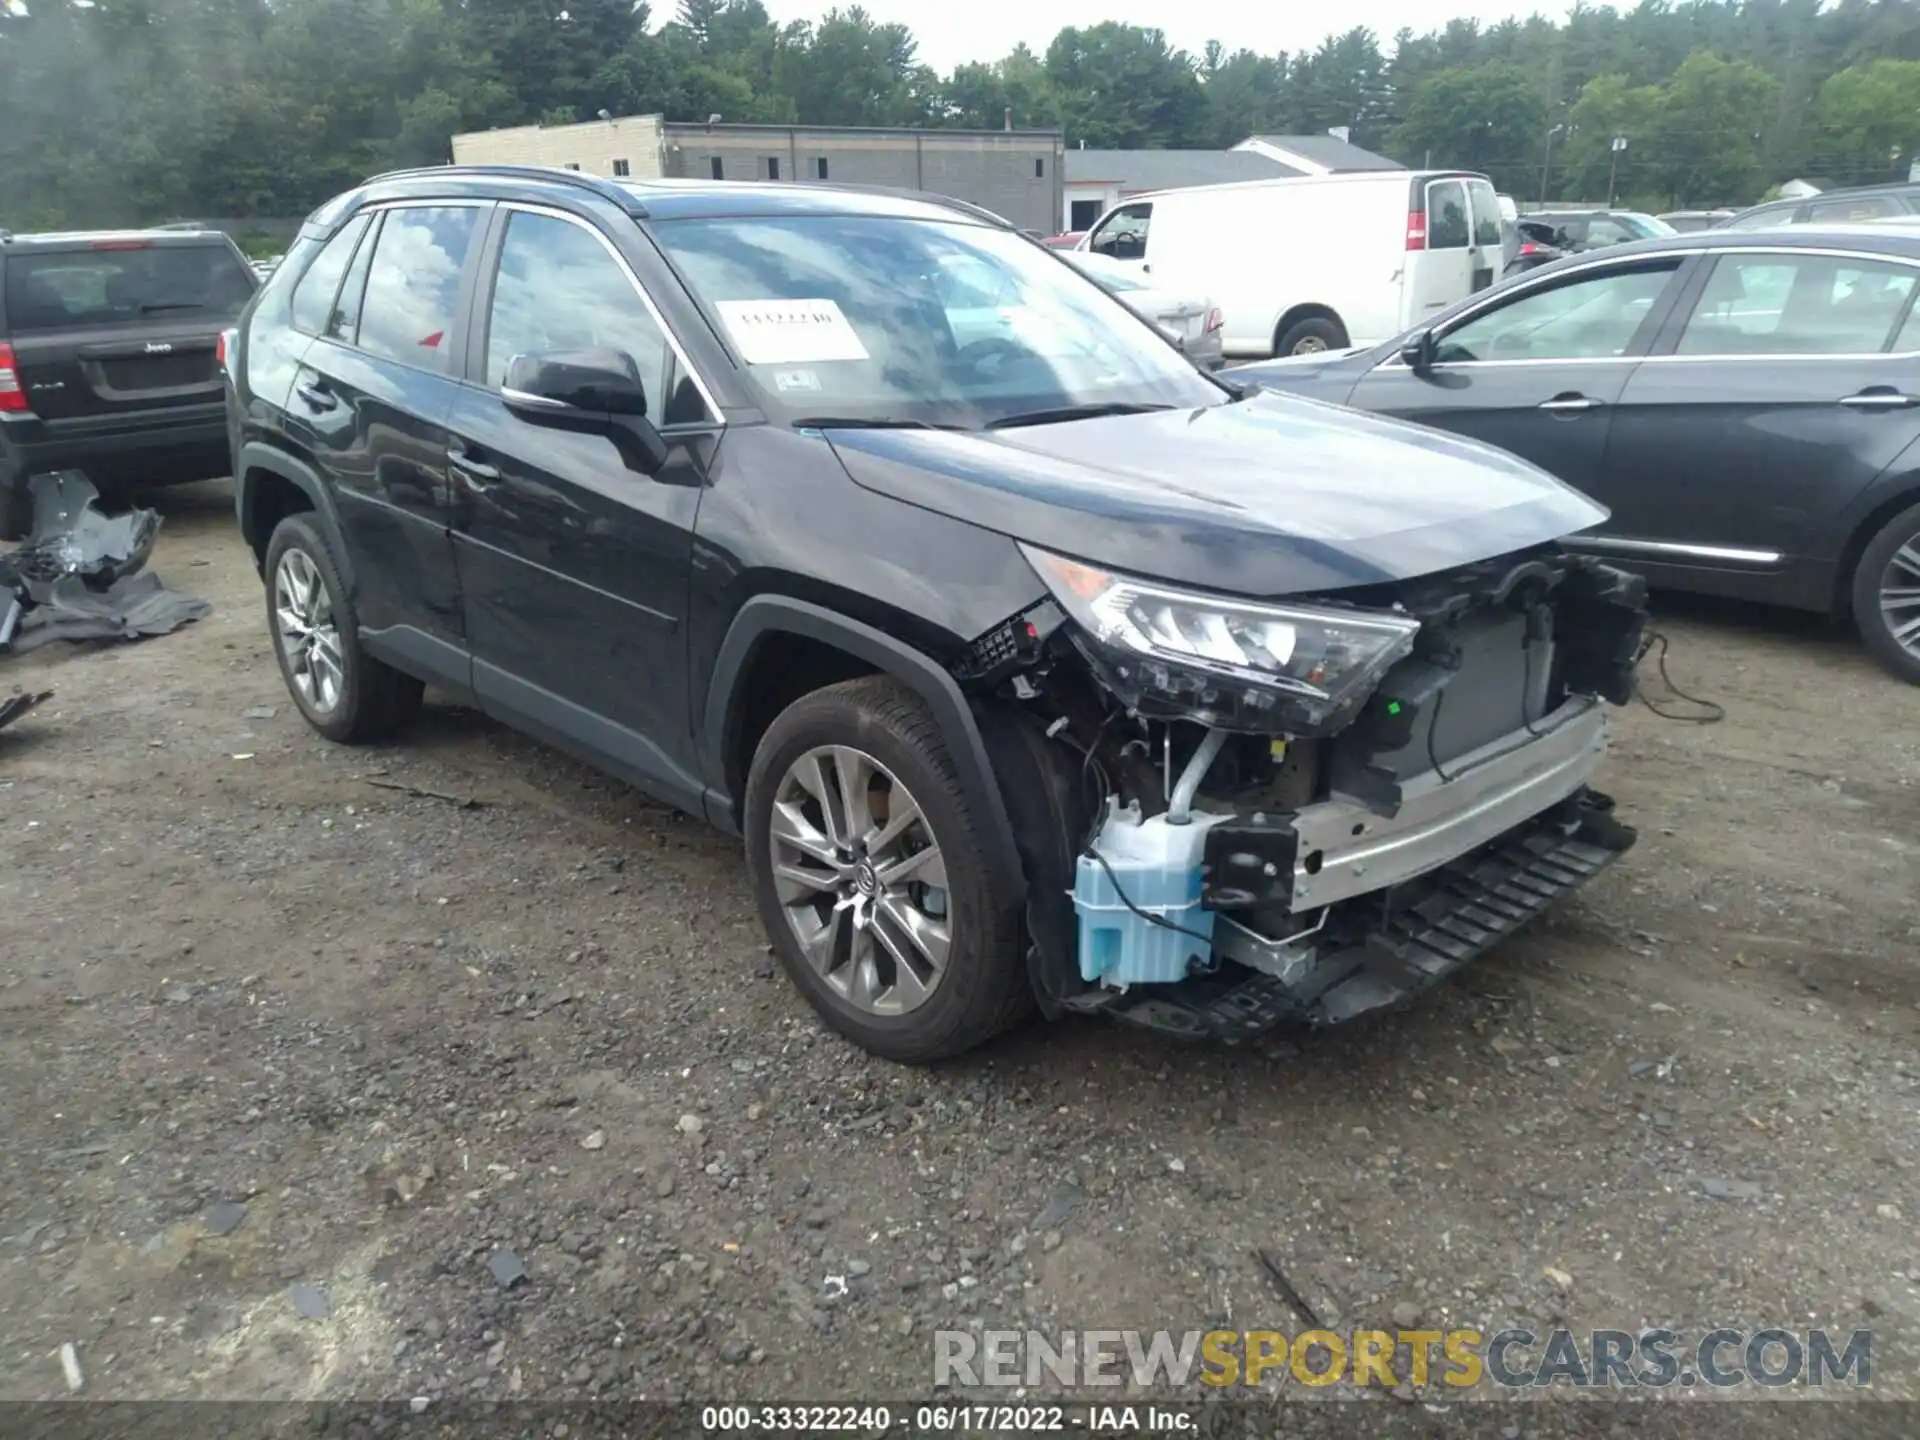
[1046,716,1220,950]
[1633,628,1725,724]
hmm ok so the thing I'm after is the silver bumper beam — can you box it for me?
[1286,696,1608,913]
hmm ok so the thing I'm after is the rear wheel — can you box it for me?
[264,513,423,741]
[744,676,1029,1062]
[1852,501,1920,684]
[1275,316,1347,356]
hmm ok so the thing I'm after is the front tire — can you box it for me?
[744,676,1030,1062]
[264,514,423,742]
[1851,500,1920,685]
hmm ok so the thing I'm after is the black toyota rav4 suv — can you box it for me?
[1,226,259,537]
[226,166,1648,1062]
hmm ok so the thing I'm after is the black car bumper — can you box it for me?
[0,404,231,493]
[1075,788,1635,1042]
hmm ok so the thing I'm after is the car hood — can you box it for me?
[826,392,1608,597]
[1229,350,1370,401]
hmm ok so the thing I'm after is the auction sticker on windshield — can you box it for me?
[715,298,870,364]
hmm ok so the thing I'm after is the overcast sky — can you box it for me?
[754,0,1577,73]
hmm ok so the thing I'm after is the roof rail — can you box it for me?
[359,163,648,215]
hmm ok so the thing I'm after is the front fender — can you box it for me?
[700,595,1026,905]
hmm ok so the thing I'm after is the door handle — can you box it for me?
[1538,394,1602,413]
[447,446,499,486]
[1838,390,1920,410]
[294,382,337,412]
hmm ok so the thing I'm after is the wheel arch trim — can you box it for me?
[700,595,1026,902]
[1272,303,1349,353]
[235,443,353,593]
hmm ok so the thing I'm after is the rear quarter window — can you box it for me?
[3,242,256,333]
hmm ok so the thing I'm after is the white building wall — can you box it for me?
[451,115,666,179]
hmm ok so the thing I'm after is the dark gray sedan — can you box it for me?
[1233,225,1920,682]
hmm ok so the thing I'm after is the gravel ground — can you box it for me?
[2,480,1916,1431]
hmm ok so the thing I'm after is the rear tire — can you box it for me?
[744,676,1030,1063]
[1275,316,1347,356]
[264,514,423,742]
[1853,500,1920,684]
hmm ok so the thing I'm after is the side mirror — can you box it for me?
[1398,329,1437,375]
[503,348,668,473]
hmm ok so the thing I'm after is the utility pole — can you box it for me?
[1607,136,1628,206]
[1540,123,1565,205]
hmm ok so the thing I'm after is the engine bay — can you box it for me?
[964,545,1649,1040]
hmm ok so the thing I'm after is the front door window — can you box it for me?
[1430,263,1680,363]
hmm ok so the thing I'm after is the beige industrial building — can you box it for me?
[450,115,1066,233]
[451,114,668,180]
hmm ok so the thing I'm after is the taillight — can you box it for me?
[1518,242,1540,256]
[1205,307,1223,333]
[1405,211,1427,251]
[91,238,150,251]
[0,343,28,414]
[216,330,229,367]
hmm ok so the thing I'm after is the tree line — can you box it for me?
[5,0,1920,232]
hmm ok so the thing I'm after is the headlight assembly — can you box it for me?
[1022,544,1421,734]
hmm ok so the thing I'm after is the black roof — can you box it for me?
[1522,223,1920,272]
[329,165,1010,231]
[1725,180,1920,222]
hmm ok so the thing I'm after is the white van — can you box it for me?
[1077,170,1506,358]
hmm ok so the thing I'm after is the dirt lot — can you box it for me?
[2,479,1917,1426]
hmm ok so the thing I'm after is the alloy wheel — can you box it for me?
[273,548,345,714]
[766,744,951,1016]
[1881,534,1920,661]
[1291,335,1329,355]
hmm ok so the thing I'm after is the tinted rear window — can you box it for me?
[3,242,256,333]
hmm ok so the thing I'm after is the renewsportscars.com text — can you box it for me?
[934,1327,1872,1390]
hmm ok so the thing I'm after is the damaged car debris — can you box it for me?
[0,471,208,654]
[232,166,1647,1062]
[0,687,50,733]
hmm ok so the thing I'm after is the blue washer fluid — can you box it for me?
[1073,799,1228,988]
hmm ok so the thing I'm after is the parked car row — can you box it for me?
[1233,223,1920,683]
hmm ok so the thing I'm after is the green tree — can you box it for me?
[1811,58,1920,185]
[1557,72,1665,202]
[1388,59,1545,193]
[1199,48,1289,149]
[1042,23,1206,148]
[1642,50,1780,206]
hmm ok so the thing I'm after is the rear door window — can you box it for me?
[1675,254,1918,355]
[3,242,255,333]
[352,206,482,373]
[1467,182,1502,247]
[290,214,371,337]
[1426,181,1470,249]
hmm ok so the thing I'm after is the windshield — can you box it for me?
[649,214,1223,426]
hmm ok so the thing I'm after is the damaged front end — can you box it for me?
[964,543,1647,1042]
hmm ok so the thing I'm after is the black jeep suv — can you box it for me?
[227,166,1648,1062]
[0,226,259,537]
